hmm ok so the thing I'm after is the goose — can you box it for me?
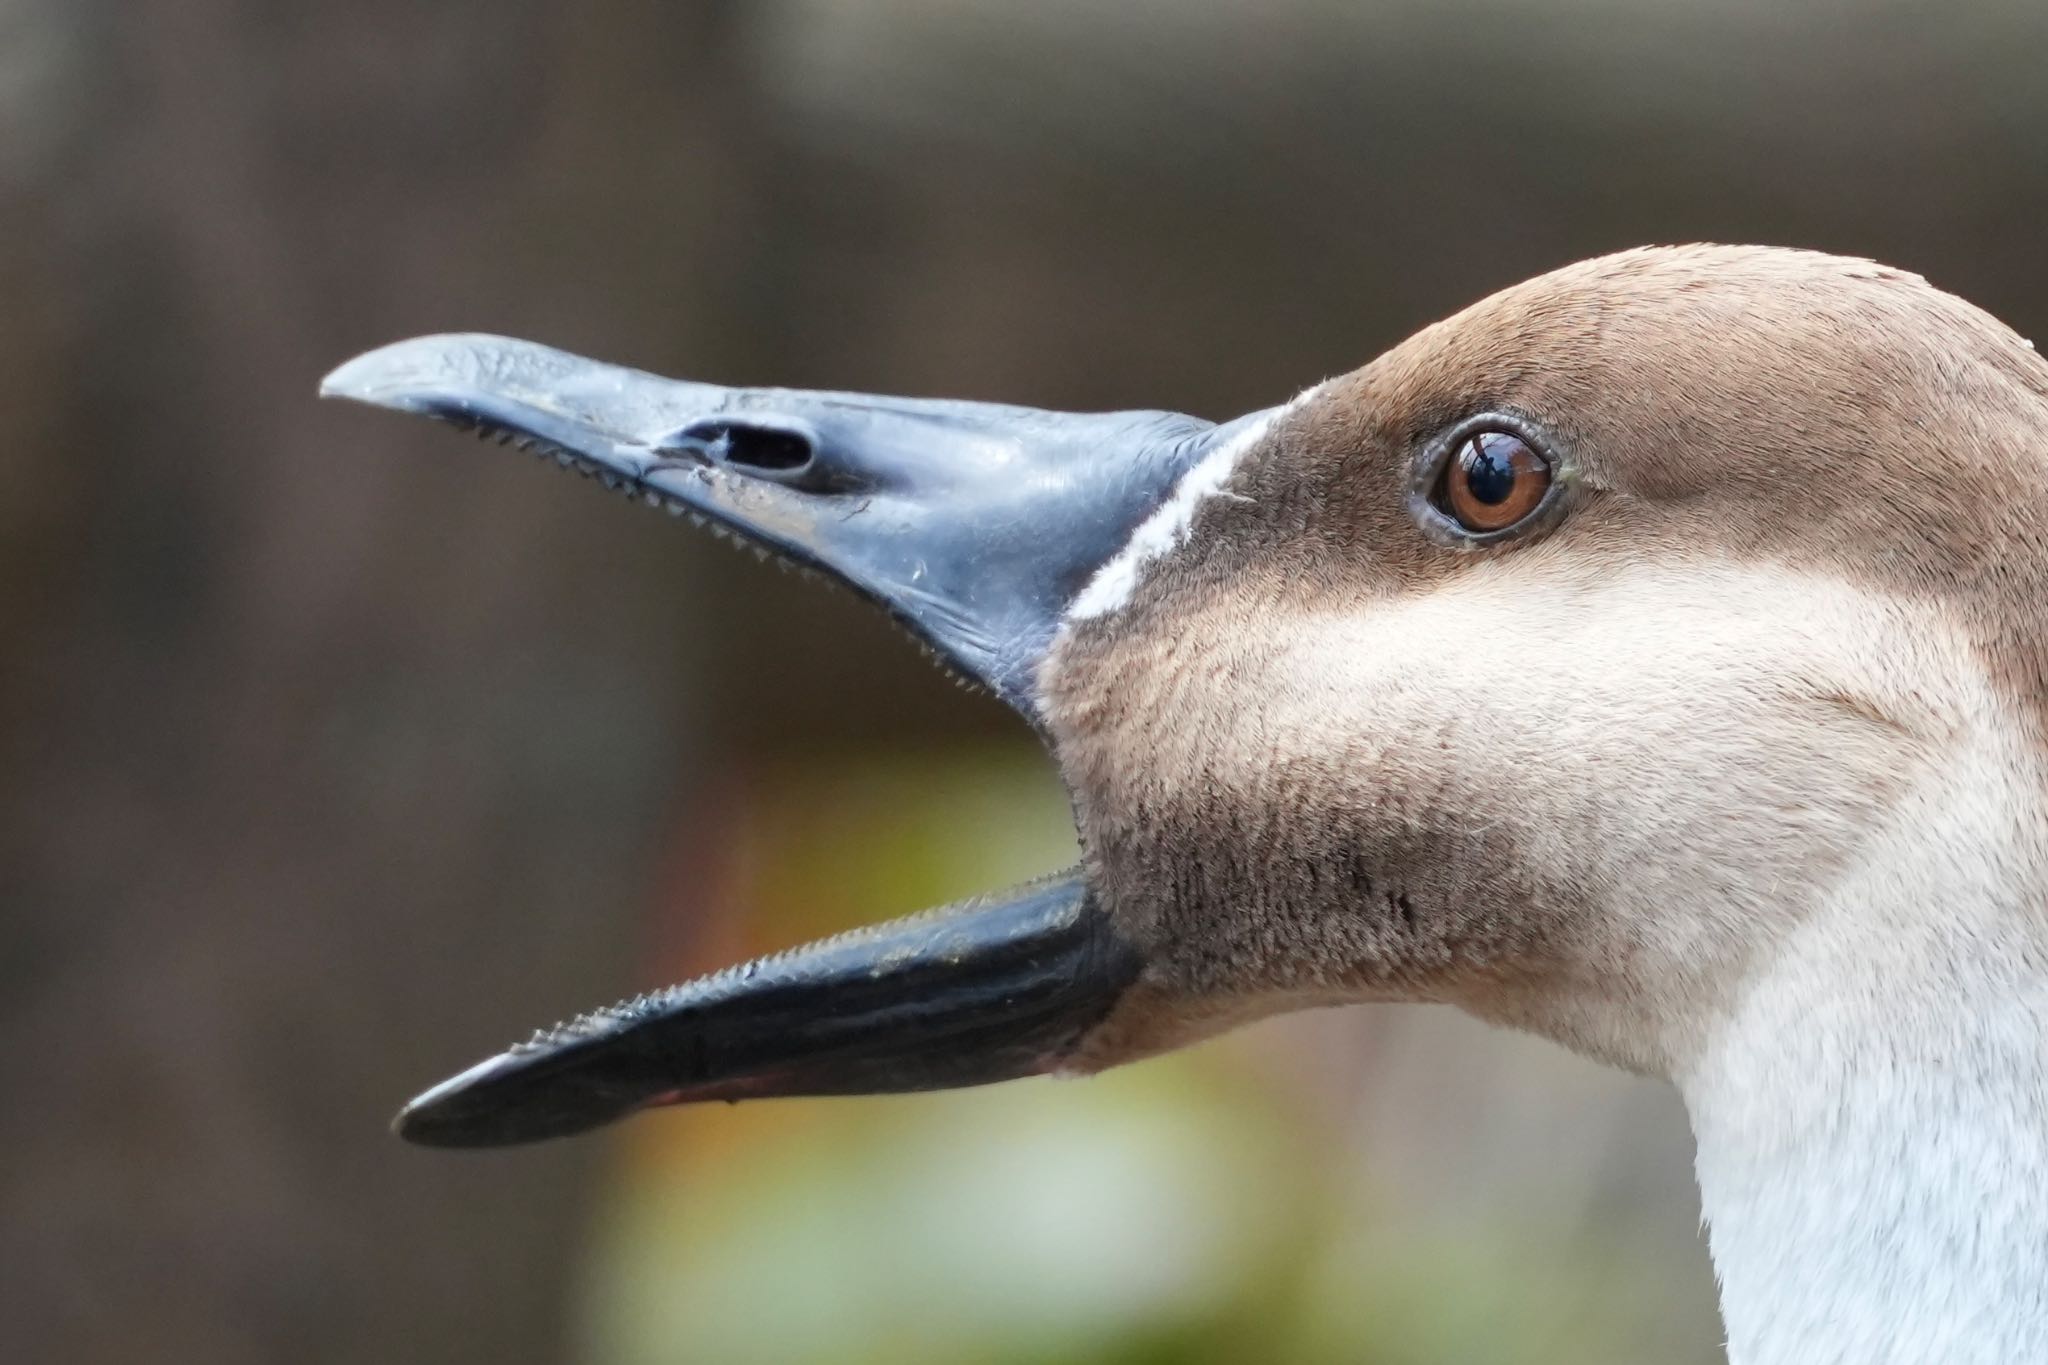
[322,245,2048,1365]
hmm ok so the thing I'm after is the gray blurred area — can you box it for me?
[6,2,2047,1363]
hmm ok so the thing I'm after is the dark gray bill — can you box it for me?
[321,334,1272,714]
[395,871,1138,1147]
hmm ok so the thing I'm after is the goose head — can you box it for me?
[326,246,2048,1354]
[1043,244,2048,1082]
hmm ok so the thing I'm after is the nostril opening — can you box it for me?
[726,425,812,471]
[688,419,814,473]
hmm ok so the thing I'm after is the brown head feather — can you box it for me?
[1041,245,2048,1073]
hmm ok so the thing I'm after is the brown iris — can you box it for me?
[1438,430,1552,533]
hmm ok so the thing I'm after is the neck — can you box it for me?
[1679,739,2048,1365]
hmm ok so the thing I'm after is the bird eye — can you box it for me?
[1435,430,1552,534]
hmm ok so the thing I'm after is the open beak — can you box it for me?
[392,873,1135,1147]
[323,334,1266,713]
[323,334,1260,1146]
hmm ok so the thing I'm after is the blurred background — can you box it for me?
[7,1,2047,1362]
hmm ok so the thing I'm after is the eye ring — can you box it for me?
[1406,413,1571,548]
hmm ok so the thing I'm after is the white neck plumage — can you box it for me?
[1678,726,2048,1365]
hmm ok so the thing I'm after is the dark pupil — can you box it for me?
[1461,434,1522,505]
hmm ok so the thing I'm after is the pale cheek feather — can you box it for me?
[1183,560,1981,1059]
[1285,563,2048,1364]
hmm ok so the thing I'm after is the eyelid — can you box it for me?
[1403,411,1574,550]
